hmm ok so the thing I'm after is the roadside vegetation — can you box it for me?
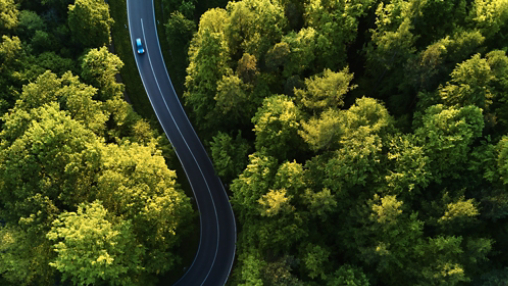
[2,0,508,285]
[177,0,508,285]
[0,0,195,285]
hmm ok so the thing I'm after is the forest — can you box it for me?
[0,0,195,285]
[2,0,508,285]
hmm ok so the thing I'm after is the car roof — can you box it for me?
[136,38,141,44]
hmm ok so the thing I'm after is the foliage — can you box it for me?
[295,67,356,111]
[252,94,302,159]
[68,0,114,48]
[47,201,145,286]
[81,46,125,100]
[0,0,18,31]
[210,131,251,182]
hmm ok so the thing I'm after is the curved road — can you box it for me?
[126,1,236,285]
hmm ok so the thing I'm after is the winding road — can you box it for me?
[126,1,236,285]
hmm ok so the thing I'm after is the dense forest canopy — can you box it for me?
[168,0,508,284]
[0,0,194,285]
[2,0,508,285]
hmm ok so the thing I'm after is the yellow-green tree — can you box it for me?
[47,201,145,286]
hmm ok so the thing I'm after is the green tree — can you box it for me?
[304,0,375,69]
[385,134,432,196]
[300,108,345,151]
[225,0,287,59]
[15,71,109,135]
[235,249,266,286]
[326,264,370,286]
[184,27,232,131]
[438,197,480,233]
[0,0,18,30]
[467,0,508,40]
[0,218,57,286]
[164,11,196,93]
[36,52,76,76]
[295,67,355,111]
[214,74,252,124]
[300,97,393,152]
[68,0,114,48]
[0,104,98,284]
[0,35,24,114]
[357,194,424,284]
[438,54,495,110]
[81,46,125,100]
[47,201,145,286]
[96,142,193,275]
[231,152,279,219]
[280,27,317,77]
[0,104,99,221]
[236,52,258,84]
[302,243,330,280]
[364,0,420,102]
[210,131,251,182]
[252,95,302,159]
[414,104,484,183]
[16,10,45,38]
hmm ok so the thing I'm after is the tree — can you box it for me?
[16,10,45,39]
[96,142,193,275]
[300,97,393,152]
[302,243,330,280]
[0,104,98,284]
[184,27,232,131]
[295,67,355,111]
[385,134,431,197]
[438,197,480,233]
[326,264,370,286]
[34,52,75,76]
[162,0,196,18]
[214,74,252,123]
[68,0,114,48]
[230,152,279,219]
[0,35,24,115]
[210,131,250,182]
[304,0,375,70]
[0,219,57,286]
[467,0,508,40]
[252,95,302,159]
[81,46,125,100]
[164,11,196,92]
[258,189,293,217]
[364,0,420,102]
[303,188,337,222]
[0,0,18,31]
[15,71,109,135]
[300,108,345,151]
[236,53,258,84]
[280,28,317,77]
[42,0,74,13]
[414,104,484,183]
[358,194,425,285]
[235,249,266,286]
[438,54,495,110]
[0,104,99,221]
[46,201,145,286]
[225,0,287,59]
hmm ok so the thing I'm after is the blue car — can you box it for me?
[136,38,145,54]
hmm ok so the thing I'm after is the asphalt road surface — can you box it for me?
[126,1,236,285]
